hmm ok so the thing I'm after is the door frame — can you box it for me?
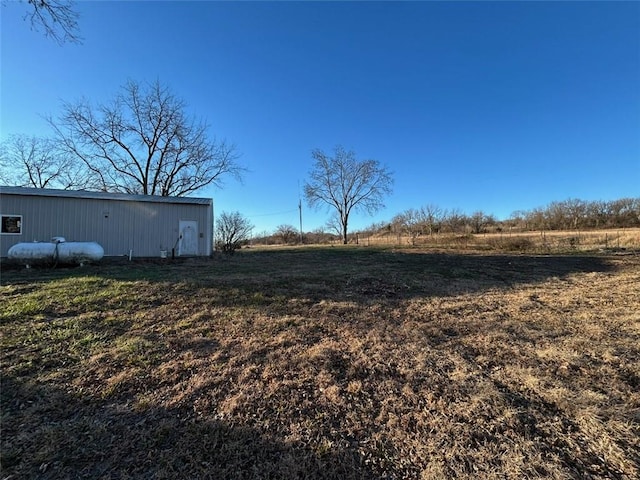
[178,220,198,256]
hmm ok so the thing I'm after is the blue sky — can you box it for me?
[2,1,639,235]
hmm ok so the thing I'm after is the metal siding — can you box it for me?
[1,192,213,258]
[0,186,211,205]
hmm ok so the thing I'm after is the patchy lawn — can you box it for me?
[1,248,639,479]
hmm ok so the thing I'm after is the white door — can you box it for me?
[178,220,198,256]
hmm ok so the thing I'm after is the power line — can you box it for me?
[248,209,298,218]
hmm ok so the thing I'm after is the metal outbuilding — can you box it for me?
[0,186,213,259]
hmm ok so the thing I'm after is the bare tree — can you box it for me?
[546,201,568,230]
[304,146,393,244]
[49,79,243,196]
[0,134,88,189]
[215,211,253,253]
[509,210,527,230]
[442,208,467,234]
[275,224,298,245]
[586,201,608,229]
[420,204,442,236]
[564,199,587,230]
[608,198,640,227]
[403,208,425,243]
[528,208,548,231]
[391,208,423,244]
[16,0,82,44]
[470,211,488,234]
[324,213,344,239]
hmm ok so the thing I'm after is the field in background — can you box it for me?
[1,247,639,479]
[359,227,640,253]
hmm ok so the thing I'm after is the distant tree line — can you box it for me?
[360,198,640,240]
[253,225,335,246]
[248,197,639,248]
[508,198,640,231]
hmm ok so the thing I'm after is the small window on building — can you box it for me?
[1,215,22,234]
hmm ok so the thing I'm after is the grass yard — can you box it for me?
[1,247,639,479]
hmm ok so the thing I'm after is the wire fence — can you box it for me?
[354,228,640,253]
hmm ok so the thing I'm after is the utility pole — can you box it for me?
[298,198,303,244]
[298,180,304,244]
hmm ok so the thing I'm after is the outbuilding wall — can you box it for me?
[0,187,213,258]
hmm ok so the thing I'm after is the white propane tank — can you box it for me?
[8,240,104,266]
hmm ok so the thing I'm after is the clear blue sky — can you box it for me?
[2,1,639,235]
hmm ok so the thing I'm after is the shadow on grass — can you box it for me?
[1,374,375,479]
[0,248,620,306]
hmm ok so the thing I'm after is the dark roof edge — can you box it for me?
[0,186,212,206]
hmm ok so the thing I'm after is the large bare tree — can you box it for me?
[304,146,393,244]
[0,134,88,189]
[14,0,82,44]
[49,79,242,196]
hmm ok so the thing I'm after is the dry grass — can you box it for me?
[1,248,639,479]
[364,227,640,253]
